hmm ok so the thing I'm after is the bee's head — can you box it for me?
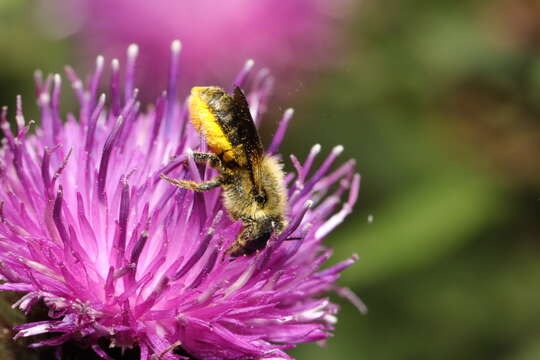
[228,217,275,257]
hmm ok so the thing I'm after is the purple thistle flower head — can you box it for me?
[0,43,362,359]
[40,0,351,93]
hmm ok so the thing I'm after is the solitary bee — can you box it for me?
[161,86,288,257]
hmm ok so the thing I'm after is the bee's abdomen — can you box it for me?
[189,87,252,167]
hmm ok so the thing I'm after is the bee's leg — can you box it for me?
[160,174,222,192]
[225,223,254,257]
[192,152,226,173]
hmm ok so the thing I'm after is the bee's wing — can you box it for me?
[232,87,265,190]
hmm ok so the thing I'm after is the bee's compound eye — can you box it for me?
[254,193,267,206]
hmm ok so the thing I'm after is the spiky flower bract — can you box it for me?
[0,43,362,359]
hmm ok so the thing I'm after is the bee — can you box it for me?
[161,86,288,257]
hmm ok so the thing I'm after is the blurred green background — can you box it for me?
[1,0,540,359]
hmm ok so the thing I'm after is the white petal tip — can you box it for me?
[171,40,182,53]
[127,44,139,57]
[333,145,344,155]
[284,108,294,117]
[245,59,255,69]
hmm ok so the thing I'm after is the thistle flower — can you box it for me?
[0,43,362,359]
[39,0,351,93]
